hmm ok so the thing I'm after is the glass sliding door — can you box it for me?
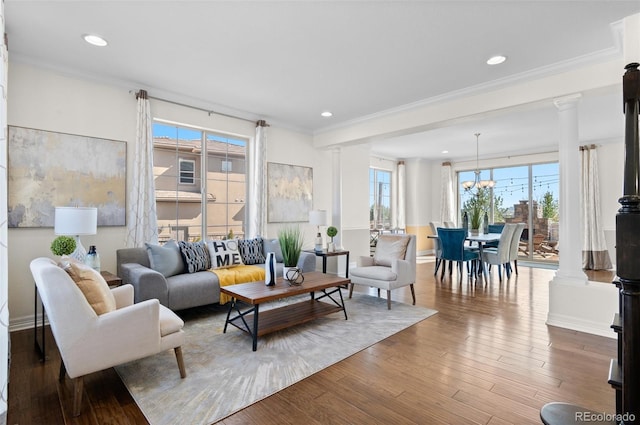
[531,163,559,261]
[458,161,559,264]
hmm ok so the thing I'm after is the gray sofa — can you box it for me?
[116,237,316,311]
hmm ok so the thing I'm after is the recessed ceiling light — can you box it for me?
[441,150,449,154]
[83,34,108,47]
[487,55,506,65]
[321,111,333,118]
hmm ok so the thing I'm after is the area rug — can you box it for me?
[115,292,438,425]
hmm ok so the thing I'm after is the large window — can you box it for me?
[369,168,392,230]
[458,162,559,263]
[153,122,247,243]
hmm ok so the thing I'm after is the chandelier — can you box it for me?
[462,133,496,191]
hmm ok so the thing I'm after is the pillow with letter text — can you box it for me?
[207,239,245,269]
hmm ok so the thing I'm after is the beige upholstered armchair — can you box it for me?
[30,257,186,416]
[348,234,416,309]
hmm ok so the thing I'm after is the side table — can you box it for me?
[34,270,122,361]
[305,249,350,278]
[100,270,123,287]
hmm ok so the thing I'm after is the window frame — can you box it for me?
[178,158,196,185]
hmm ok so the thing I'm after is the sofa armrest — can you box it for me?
[297,251,316,273]
[391,258,415,284]
[119,263,169,307]
[357,256,375,267]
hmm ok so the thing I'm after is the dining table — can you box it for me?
[465,233,502,279]
[429,232,502,280]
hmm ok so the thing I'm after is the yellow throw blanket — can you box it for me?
[209,265,266,305]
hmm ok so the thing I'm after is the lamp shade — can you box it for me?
[54,207,97,235]
[309,210,327,226]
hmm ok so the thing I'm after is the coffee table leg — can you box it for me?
[338,287,348,320]
[223,298,235,333]
[252,304,260,351]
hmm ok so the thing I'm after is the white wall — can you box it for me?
[0,2,8,421]
[8,62,135,330]
[341,145,371,261]
[7,61,332,329]
[265,126,332,247]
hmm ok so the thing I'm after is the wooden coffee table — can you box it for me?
[221,271,350,351]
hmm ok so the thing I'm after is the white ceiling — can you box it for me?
[5,1,640,161]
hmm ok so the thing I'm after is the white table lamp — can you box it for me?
[54,207,97,262]
[309,210,327,252]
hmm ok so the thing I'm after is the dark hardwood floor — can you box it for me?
[9,259,617,424]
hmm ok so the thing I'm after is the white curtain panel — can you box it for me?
[245,121,267,238]
[126,90,158,247]
[440,162,455,225]
[397,161,406,230]
[581,145,612,270]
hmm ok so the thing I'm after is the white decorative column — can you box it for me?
[397,161,406,231]
[547,93,618,337]
[554,94,587,283]
[331,147,342,249]
[0,2,9,423]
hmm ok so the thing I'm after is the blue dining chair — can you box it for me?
[485,223,505,249]
[437,227,479,279]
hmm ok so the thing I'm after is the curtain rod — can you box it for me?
[579,144,598,150]
[133,90,263,125]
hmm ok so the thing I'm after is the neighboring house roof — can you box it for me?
[155,190,216,202]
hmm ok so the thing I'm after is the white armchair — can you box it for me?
[30,257,186,416]
[348,234,416,309]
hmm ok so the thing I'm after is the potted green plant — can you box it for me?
[470,206,482,235]
[278,226,304,282]
[50,235,77,256]
[326,226,338,252]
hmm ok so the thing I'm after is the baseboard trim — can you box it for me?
[10,313,44,332]
[546,312,615,339]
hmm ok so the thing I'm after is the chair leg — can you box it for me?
[409,284,415,305]
[175,346,187,378]
[387,290,391,310]
[59,360,66,382]
[348,283,354,299]
[377,288,381,299]
[72,376,83,417]
[498,264,503,282]
[441,261,446,279]
[514,260,519,275]
[434,258,441,275]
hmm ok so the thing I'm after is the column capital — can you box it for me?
[553,93,582,110]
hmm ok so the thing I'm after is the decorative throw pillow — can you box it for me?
[262,238,284,263]
[146,240,185,277]
[62,259,116,315]
[178,241,211,273]
[237,237,265,265]
[374,235,410,267]
[207,239,245,269]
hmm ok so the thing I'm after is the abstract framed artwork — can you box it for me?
[267,162,312,223]
[7,126,127,228]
